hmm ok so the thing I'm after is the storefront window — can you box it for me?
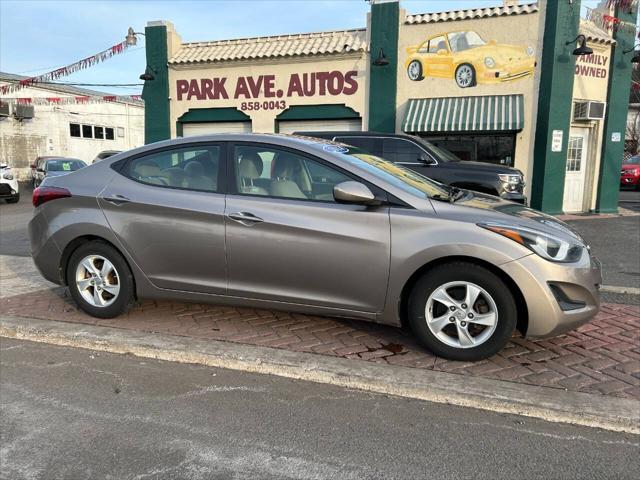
[421,134,516,166]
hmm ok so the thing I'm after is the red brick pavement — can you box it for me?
[2,287,639,399]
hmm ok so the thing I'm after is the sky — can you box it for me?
[0,0,603,96]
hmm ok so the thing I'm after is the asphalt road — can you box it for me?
[1,338,638,480]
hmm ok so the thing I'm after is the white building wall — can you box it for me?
[0,82,144,180]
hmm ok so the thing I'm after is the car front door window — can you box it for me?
[233,145,351,202]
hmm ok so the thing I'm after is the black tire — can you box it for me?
[6,194,19,204]
[454,63,477,88]
[408,262,517,361]
[66,241,134,318]
[407,60,423,81]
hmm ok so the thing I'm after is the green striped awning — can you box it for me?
[402,94,525,134]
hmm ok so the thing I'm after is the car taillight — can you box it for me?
[32,186,72,207]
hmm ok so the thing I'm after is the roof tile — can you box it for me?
[169,29,367,64]
[405,2,539,24]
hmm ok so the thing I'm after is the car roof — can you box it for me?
[45,157,84,162]
[293,131,417,140]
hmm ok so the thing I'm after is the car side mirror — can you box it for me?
[419,154,437,166]
[333,181,379,205]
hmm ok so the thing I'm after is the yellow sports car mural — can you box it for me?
[405,31,536,88]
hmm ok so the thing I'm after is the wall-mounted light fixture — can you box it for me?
[372,48,389,66]
[139,66,156,81]
[623,43,640,64]
[125,27,145,47]
[566,34,593,56]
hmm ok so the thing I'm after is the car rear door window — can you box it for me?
[382,138,426,164]
[124,145,221,192]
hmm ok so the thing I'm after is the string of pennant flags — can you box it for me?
[585,6,639,35]
[0,95,143,105]
[605,0,639,11]
[0,40,131,95]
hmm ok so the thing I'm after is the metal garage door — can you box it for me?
[277,118,361,134]
[182,122,252,136]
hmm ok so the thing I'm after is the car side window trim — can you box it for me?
[226,141,399,206]
[114,141,228,195]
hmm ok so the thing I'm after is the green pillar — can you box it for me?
[368,0,399,133]
[530,0,582,214]
[141,22,170,144]
[595,7,636,213]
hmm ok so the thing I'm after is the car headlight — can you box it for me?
[2,172,13,180]
[498,173,522,184]
[526,46,535,57]
[479,224,584,263]
[484,57,496,68]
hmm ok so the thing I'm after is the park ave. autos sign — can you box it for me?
[176,70,359,111]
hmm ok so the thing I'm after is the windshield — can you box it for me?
[448,31,486,53]
[338,147,451,199]
[623,156,640,165]
[45,159,86,172]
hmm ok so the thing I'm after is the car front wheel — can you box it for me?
[455,63,476,88]
[408,262,517,361]
[67,241,134,318]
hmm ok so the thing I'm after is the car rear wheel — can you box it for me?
[408,262,517,361]
[455,63,476,88]
[67,241,134,318]
[407,60,423,81]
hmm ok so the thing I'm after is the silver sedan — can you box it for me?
[28,134,601,361]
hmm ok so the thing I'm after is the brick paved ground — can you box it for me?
[1,287,639,400]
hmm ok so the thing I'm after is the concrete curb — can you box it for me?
[600,285,640,295]
[1,314,638,434]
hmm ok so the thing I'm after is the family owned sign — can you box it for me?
[176,70,359,101]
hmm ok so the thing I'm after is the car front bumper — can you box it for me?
[499,191,527,204]
[500,251,601,338]
[0,181,19,198]
[620,175,639,186]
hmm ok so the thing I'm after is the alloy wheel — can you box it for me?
[425,281,498,349]
[455,65,474,88]
[75,254,120,308]
[408,61,422,81]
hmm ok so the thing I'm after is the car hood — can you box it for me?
[442,160,521,175]
[433,191,584,244]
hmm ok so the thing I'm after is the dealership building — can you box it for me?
[141,0,634,214]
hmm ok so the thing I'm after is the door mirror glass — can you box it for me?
[333,181,377,205]
[419,154,437,166]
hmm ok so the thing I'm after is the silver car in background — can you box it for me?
[28,134,602,361]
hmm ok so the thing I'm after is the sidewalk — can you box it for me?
[1,280,638,400]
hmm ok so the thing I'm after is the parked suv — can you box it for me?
[298,132,526,203]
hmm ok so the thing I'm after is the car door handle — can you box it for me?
[102,194,131,205]
[227,212,264,225]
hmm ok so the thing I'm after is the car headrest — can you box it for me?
[134,162,161,178]
[184,161,205,177]
[238,153,263,179]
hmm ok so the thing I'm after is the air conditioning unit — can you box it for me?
[0,102,10,117]
[573,101,606,121]
[14,104,35,119]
